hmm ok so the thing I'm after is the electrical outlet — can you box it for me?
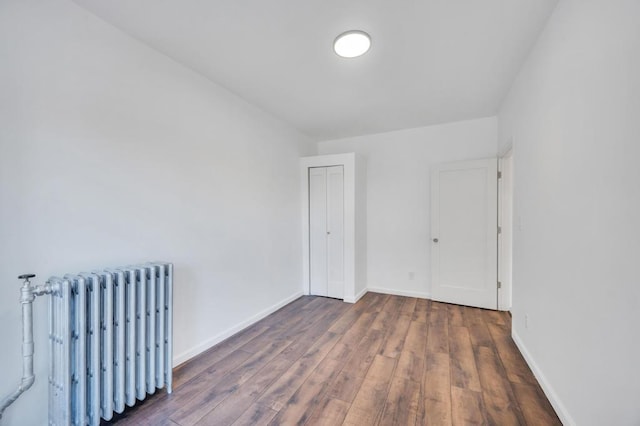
[408,271,415,280]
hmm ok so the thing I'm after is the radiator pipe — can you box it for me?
[0,274,51,421]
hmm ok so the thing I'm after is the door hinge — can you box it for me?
[498,171,502,179]
[497,281,502,289]
[498,226,502,234]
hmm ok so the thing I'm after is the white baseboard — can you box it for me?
[367,286,430,300]
[173,291,304,367]
[344,287,368,304]
[512,329,575,426]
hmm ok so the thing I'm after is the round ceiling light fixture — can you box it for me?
[333,30,371,58]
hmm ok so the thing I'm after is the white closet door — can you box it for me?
[309,167,328,297]
[326,166,344,299]
[309,166,344,299]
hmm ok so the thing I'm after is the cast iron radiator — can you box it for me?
[47,262,173,425]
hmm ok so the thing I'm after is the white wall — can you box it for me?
[318,117,497,298]
[0,1,314,425]
[498,0,640,424]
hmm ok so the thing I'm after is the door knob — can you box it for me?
[433,238,439,243]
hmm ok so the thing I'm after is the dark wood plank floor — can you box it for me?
[107,293,561,426]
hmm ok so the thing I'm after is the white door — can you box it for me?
[309,166,344,299]
[431,158,498,310]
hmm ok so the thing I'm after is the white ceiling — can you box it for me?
[73,0,558,141]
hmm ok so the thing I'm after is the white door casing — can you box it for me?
[431,158,498,310]
[498,149,513,311]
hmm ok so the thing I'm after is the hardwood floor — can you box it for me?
[107,293,561,426]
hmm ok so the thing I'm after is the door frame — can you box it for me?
[498,147,514,311]
[301,153,356,302]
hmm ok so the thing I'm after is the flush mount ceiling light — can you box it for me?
[333,30,371,58]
